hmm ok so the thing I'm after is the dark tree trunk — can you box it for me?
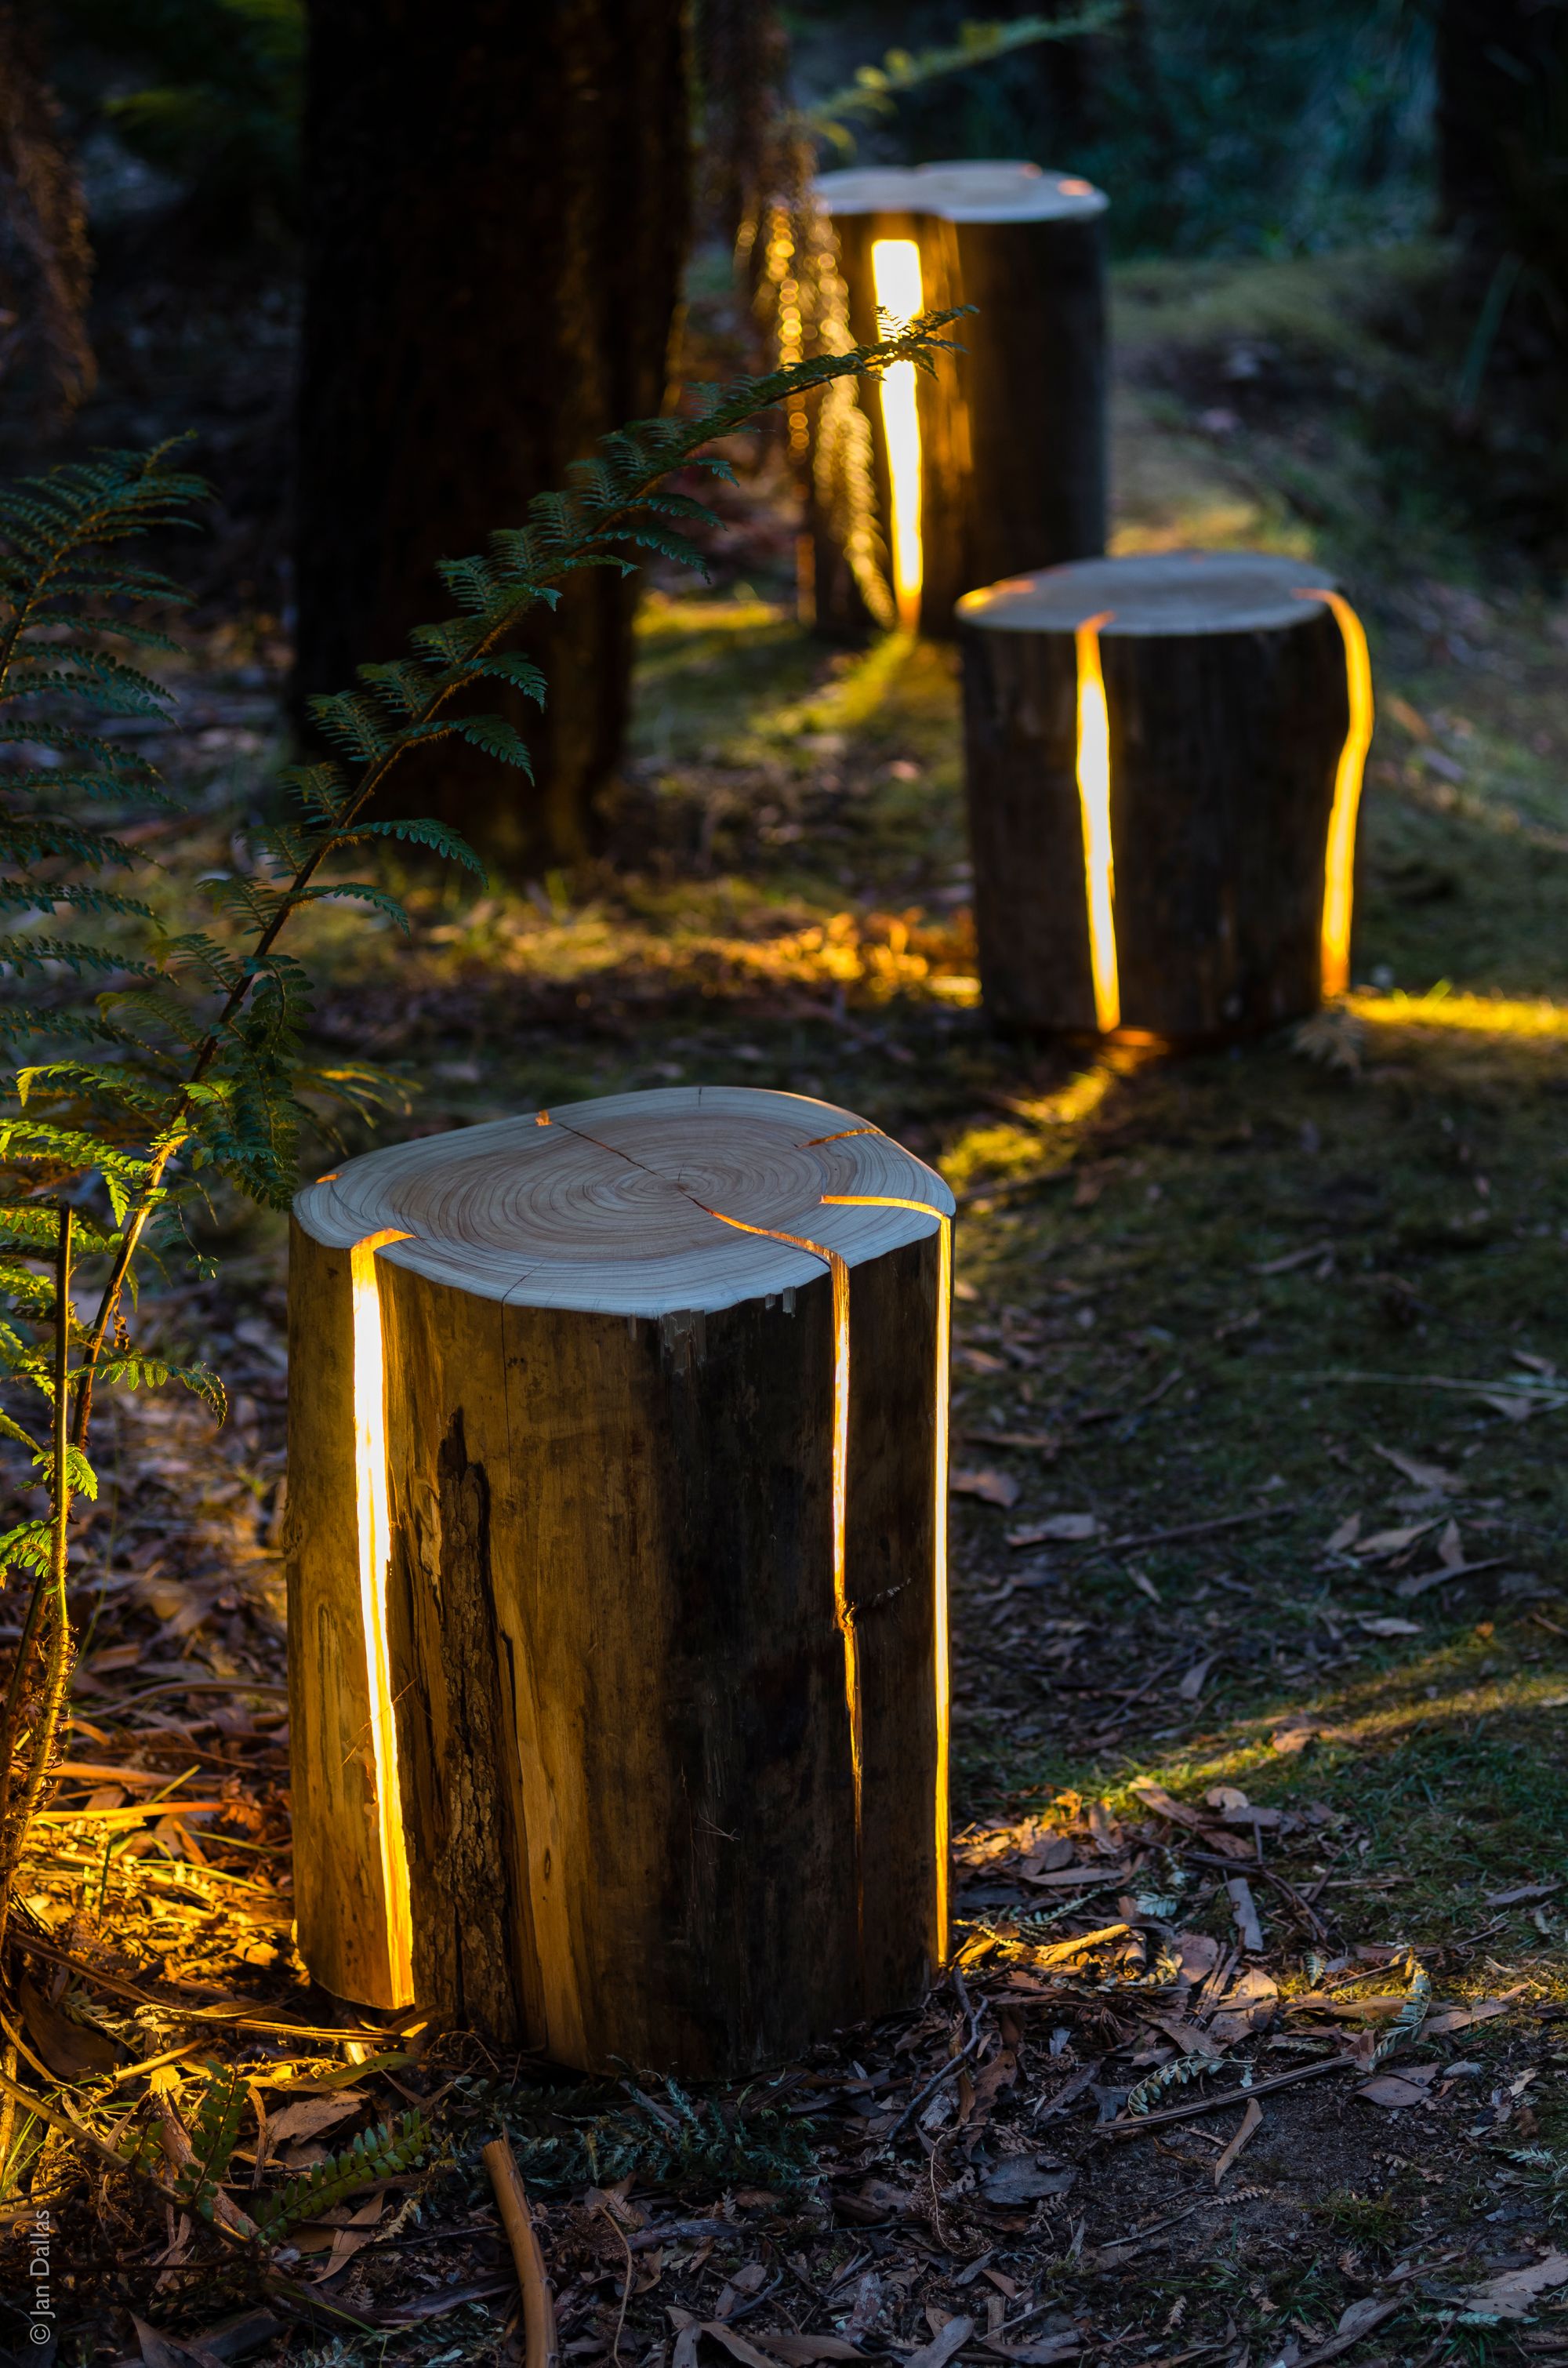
[296,0,690,872]
[1437,0,1568,244]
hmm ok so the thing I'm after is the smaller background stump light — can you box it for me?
[811,160,1109,637]
[286,1088,953,2076]
[956,552,1374,1039]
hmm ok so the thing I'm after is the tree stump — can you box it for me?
[956,552,1374,1037]
[811,161,1108,637]
[286,1087,954,2075]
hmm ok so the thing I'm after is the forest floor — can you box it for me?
[7,241,1568,2364]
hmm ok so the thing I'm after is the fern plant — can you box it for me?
[0,312,962,1947]
[113,2061,430,2246]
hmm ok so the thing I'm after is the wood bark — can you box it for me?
[296,0,690,873]
[957,552,1356,1039]
[286,1087,952,2074]
[814,162,1107,637]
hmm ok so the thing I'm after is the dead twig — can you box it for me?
[1181,1851,1332,1940]
[484,2132,560,2368]
[1098,2054,1354,2137]
[1100,1504,1297,1555]
[886,1967,988,2138]
[593,2193,636,2365]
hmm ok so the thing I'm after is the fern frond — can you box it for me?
[254,2110,430,2236]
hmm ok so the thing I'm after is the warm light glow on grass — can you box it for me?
[871,238,925,630]
[823,1193,952,1967]
[1350,989,1568,1037]
[1301,588,1374,998]
[350,1228,415,2007]
[1073,612,1120,1033]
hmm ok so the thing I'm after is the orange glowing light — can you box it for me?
[871,238,925,630]
[350,1228,415,2007]
[822,1194,951,1965]
[1298,589,1374,999]
[1073,611,1120,1033]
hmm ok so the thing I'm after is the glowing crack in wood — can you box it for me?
[1073,609,1120,1033]
[1300,589,1374,998]
[871,238,925,629]
[821,1193,951,1966]
[350,1226,415,2007]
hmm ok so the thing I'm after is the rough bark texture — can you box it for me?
[296,0,690,870]
[948,210,1108,594]
[320,1244,947,2072]
[960,575,1351,1038]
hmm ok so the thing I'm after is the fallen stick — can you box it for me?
[1098,2053,1353,2137]
[1102,1505,1297,1555]
[484,2134,560,2368]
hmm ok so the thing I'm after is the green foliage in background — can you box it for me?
[792,0,1436,258]
[53,0,303,239]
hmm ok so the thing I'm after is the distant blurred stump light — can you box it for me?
[285,1087,953,2074]
[956,552,1374,1038]
[809,160,1109,637]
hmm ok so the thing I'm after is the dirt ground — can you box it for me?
[4,240,1568,2364]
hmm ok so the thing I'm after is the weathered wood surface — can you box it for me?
[285,1224,405,2008]
[813,162,1108,636]
[957,552,1356,1038]
[287,1087,953,2074]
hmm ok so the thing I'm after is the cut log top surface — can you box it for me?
[292,1085,953,1317]
[956,550,1338,637]
[814,159,1107,223]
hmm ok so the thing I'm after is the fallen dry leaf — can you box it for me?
[1371,1443,1458,1494]
[980,2159,1077,2205]
[1212,2097,1263,2185]
[264,2091,367,2147]
[1354,1520,1440,1559]
[20,1974,124,2082]
[1323,1513,1362,1553]
[1210,1967,1276,2042]
[952,1468,1022,1509]
[1018,1836,1076,1876]
[1466,2251,1568,2320]
[904,2317,975,2368]
[1291,2294,1403,2365]
[1358,1614,1422,1636]
[1225,1880,1265,1955]
[1356,2064,1440,2108]
[1007,1513,1101,1546]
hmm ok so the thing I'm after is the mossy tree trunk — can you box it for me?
[296,0,690,873]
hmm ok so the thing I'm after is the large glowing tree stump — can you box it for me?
[956,552,1373,1037]
[809,160,1108,637]
[285,1087,953,2073]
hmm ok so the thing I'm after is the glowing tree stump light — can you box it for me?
[956,552,1374,1037]
[286,1087,953,2073]
[811,161,1109,637]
